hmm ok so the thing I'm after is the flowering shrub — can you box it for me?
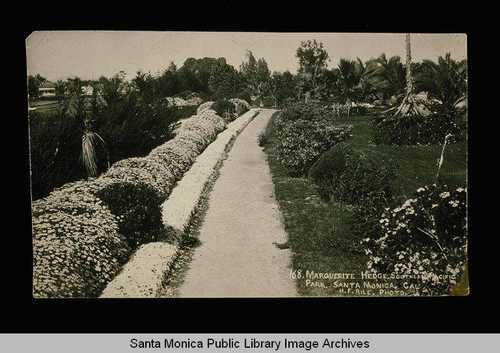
[103,157,176,199]
[229,98,250,115]
[32,183,130,297]
[363,184,467,295]
[100,242,178,298]
[279,100,333,122]
[275,116,351,175]
[165,95,203,107]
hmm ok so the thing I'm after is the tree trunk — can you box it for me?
[405,33,414,95]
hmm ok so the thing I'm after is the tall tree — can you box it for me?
[28,74,47,99]
[208,59,242,100]
[296,40,330,99]
[240,50,271,106]
[335,58,365,116]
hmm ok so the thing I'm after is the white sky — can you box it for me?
[26,31,467,82]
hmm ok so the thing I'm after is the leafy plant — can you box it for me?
[258,132,270,147]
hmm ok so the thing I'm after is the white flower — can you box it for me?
[449,200,460,207]
[440,192,450,198]
[417,187,425,193]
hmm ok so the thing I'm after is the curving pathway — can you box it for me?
[177,108,297,297]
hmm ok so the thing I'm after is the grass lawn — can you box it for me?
[263,112,467,297]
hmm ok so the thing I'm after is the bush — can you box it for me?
[229,98,250,115]
[211,99,237,123]
[29,110,87,200]
[274,116,351,175]
[308,143,397,205]
[32,182,130,298]
[258,131,270,147]
[362,184,467,295]
[279,100,333,122]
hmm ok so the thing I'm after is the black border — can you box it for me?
[9,0,489,335]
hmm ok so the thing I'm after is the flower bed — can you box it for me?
[363,184,467,295]
[32,108,232,297]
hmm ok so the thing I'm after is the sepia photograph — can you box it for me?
[26,31,468,299]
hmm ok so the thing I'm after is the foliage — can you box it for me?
[295,40,330,98]
[208,59,244,100]
[278,100,334,122]
[211,99,237,123]
[32,105,229,297]
[229,98,250,115]
[27,74,47,99]
[372,108,462,146]
[258,131,270,147]
[274,102,352,175]
[240,50,271,104]
[362,184,467,295]
[29,108,87,200]
[94,179,167,248]
[267,71,297,107]
[415,53,468,112]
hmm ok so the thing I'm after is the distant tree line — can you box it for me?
[28,42,467,200]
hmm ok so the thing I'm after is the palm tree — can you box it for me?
[336,58,365,116]
[381,34,429,119]
[415,53,468,112]
[367,54,406,101]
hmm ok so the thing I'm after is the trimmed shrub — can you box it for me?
[308,143,397,205]
[103,157,176,199]
[362,184,467,295]
[32,106,232,297]
[32,182,130,298]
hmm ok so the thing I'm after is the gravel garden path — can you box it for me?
[177,108,298,297]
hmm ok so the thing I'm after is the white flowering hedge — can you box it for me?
[32,108,231,297]
[99,108,260,297]
[363,184,467,296]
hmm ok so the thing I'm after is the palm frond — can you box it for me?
[82,130,109,178]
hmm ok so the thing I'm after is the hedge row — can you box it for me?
[32,107,231,298]
[101,108,260,298]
